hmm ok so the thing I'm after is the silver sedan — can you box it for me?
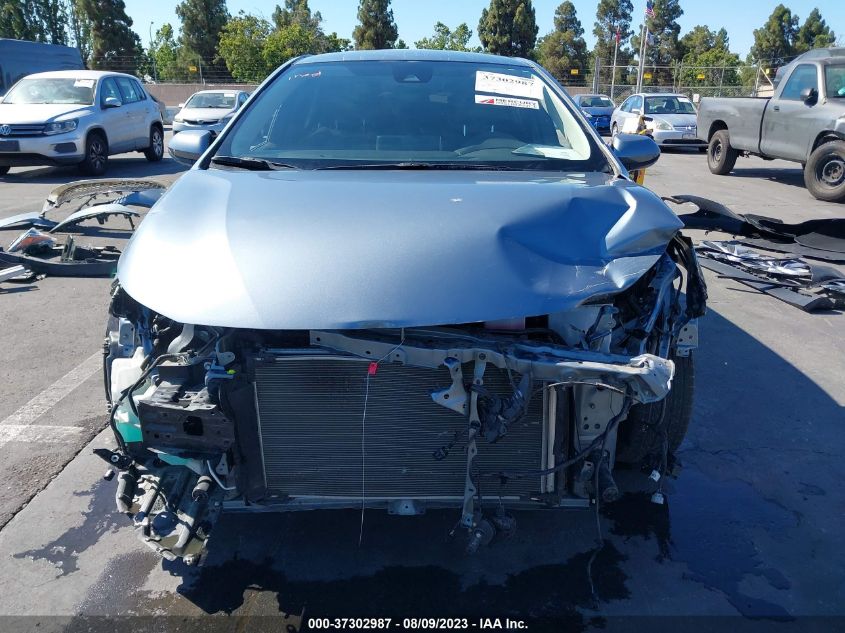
[172,89,249,135]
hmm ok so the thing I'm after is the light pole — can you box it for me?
[149,21,158,82]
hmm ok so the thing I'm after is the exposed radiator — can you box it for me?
[253,353,545,500]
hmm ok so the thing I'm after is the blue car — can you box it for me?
[574,93,615,134]
[105,50,704,563]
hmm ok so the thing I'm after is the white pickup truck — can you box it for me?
[697,50,845,202]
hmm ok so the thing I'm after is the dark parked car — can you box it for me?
[574,93,615,133]
[104,50,705,562]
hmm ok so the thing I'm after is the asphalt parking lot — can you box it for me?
[0,139,843,632]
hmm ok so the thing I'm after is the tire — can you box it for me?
[143,125,164,162]
[616,353,694,466]
[707,129,738,175]
[804,140,845,202]
[611,123,618,137]
[79,131,108,176]
[0,166,9,175]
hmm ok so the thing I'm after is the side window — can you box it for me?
[780,64,818,101]
[132,79,147,100]
[238,93,247,107]
[620,98,631,112]
[115,77,141,103]
[631,95,643,112]
[99,78,121,106]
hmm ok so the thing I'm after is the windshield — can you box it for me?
[825,65,845,97]
[2,77,95,105]
[186,92,237,109]
[644,96,696,115]
[579,96,613,108]
[215,60,608,172]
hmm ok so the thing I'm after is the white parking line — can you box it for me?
[0,425,85,444]
[0,351,103,448]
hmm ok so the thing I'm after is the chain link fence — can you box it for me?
[591,61,775,103]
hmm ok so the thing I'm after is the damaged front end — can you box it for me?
[102,235,706,562]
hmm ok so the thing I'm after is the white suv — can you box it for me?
[0,70,163,176]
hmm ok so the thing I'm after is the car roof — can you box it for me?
[295,48,534,67]
[633,93,689,98]
[22,69,136,80]
[191,89,244,95]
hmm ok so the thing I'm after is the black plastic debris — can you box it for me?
[665,194,845,264]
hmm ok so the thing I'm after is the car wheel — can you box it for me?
[144,125,164,162]
[79,131,108,176]
[615,353,694,466]
[707,130,738,175]
[611,123,618,137]
[804,140,845,202]
[0,166,9,176]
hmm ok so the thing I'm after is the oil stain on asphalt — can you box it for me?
[605,469,794,620]
[13,478,122,575]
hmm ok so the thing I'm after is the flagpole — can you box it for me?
[610,28,619,100]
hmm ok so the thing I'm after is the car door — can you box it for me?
[620,95,642,133]
[97,77,132,152]
[114,76,147,149]
[613,97,631,131]
[760,64,821,161]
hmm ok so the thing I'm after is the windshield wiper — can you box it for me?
[317,162,525,171]
[210,155,297,171]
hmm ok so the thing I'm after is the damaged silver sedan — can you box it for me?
[102,50,706,562]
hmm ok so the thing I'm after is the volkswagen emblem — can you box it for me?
[0,125,11,136]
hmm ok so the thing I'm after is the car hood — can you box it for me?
[649,113,697,127]
[177,107,233,120]
[0,103,92,123]
[582,106,614,116]
[118,169,683,330]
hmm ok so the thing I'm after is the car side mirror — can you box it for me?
[103,96,122,109]
[167,129,212,165]
[612,133,661,172]
[800,87,818,104]
[178,102,185,109]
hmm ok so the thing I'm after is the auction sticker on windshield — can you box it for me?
[475,71,543,99]
[475,95,539,109]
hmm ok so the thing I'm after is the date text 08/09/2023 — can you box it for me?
[306,618,529,630]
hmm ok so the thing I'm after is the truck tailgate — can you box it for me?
[698,97,769,152]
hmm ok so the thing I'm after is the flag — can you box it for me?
[615,26,621,44]
[645,0,655,17]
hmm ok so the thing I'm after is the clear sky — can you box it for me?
[125,0,844,58]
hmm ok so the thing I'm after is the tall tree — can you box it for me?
[175,0,229,79]
[218,11,272,82]
[272,0,348,53]
[148,23,190,81]
[795,8,835,54]
[35,0,67,43]
[78,0,142,73]
[65,0,92,62]
[536,1,588,81]
[352,0,398,50]
[678,25,739,88]
[415,22,476,52]
[593,0,633,62]
[680,25,729,58]
[750,4,798,67]
[478,0,538,58]
[0,1,34,40]
[632,0,683,84]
